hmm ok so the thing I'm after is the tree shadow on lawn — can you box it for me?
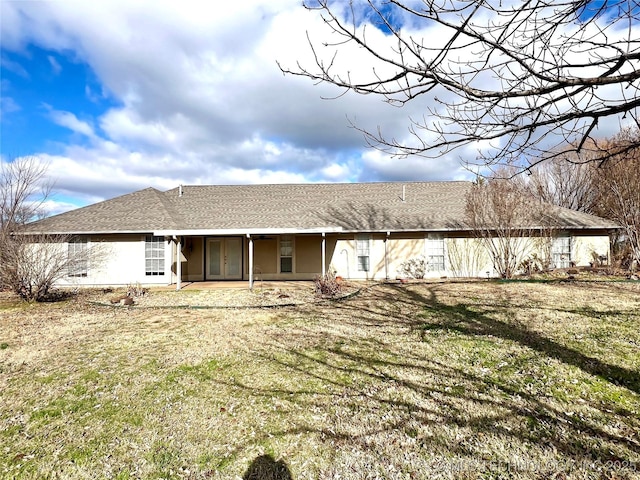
[396,284,640,395]
[211,284,639,474]
[322,282,639,394]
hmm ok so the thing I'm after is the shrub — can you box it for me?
[314,268,342,298]
[397,256,427,279]
[518,253,545,275]
[126,282,148,298]
[2,238,70,302]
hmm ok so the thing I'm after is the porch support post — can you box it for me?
[248,234,254,290]
[385,231,390,280]
[321,232,326,275]
[175,236,182,291]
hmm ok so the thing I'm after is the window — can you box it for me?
[426,234,445,272]
[145,235,165,276]
[280,235,293,273]
[356,235,370,272]
[68,237,88,277]
[552,234,571,268]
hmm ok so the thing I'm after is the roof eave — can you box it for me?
[15,229,159,236]
[153,227,345,236]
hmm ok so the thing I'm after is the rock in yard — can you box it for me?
[110,294,134,305]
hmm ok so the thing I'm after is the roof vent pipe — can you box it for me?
[179,184,183,197]
[402,184,406,202]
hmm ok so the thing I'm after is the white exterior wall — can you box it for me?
[572,235,611,266]
[446,237,492,278]
[55,234,171,287]
[329,234,443,280]
[329,234,388,280]
[329,232,612,280]
[38,231,611,287]
[453,236,541,278]
[446,233,612,278]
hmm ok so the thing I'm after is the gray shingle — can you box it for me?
[24,182,619,234]
[24,188,181,234]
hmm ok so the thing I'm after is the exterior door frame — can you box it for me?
[205,237,243,280]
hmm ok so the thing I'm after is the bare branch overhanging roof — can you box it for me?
[24,182,619,235]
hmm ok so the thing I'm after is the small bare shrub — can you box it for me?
[397,256,427,279]
[518,253,545,276]
[314,268,342,298]
[3,237,75,302]
[126,282,147,298]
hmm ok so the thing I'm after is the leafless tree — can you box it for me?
[446,237,486,278]
[524,154,598,213]
[0,157,51,237]
[0,157,100,301]
[591,129,640,270]
[464,170,558,278]
[2,236,81,301]
[282,0,640,168]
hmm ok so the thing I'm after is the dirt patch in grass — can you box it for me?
[75,282,362,309]
[1,281,639,479]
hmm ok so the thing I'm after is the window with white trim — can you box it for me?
[552,234,571,268]
[280,235,293,273]
[426,234,445,272]
[356,235,370,272]
[145,235,165,276]
[68,237,88,277]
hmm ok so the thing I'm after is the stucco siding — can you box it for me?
[572,234,610,267]
[445,232,612,277]
[251,237,278,275]
[328,234,423,280]
[45,230,613,287]
[296,236,322,274]
[178,236,204,281]
[188,237,204,279]
[327,235,352,279]
[446,237,491,278]
[452,235,552,278]
[387,236,425,279]
[55,234,170,287]
[328,234,387,280]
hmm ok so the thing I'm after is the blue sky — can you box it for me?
[1,0,632,216]
[2,46,117,155]
[0,0,476,215]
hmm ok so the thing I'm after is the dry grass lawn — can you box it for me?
[1,280,639,479]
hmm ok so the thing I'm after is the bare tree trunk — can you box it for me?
[465,170,558,278]
[0,157,104,301]
[591,129,640,271]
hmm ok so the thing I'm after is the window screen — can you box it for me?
[68,237,88,277]
[145,235,165,276]
[356,235,370,272]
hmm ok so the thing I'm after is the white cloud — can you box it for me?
[47,55,62,74]
[34,136,363,209]
[321,162,354,181]
[0,55,29,78]
[48,109,96,138]
[359,149,472,183]
[0,96,20,120]
[41,198,83,217]
[7,0,617,213]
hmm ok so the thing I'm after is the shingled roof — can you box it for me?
[25,181,618,235]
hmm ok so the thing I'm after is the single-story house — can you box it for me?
[23,181,618,288]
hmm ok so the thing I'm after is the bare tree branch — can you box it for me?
[591,128,640,269]
[464,167,559,277]
[0,157,106,301]
[281,0,640,167]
